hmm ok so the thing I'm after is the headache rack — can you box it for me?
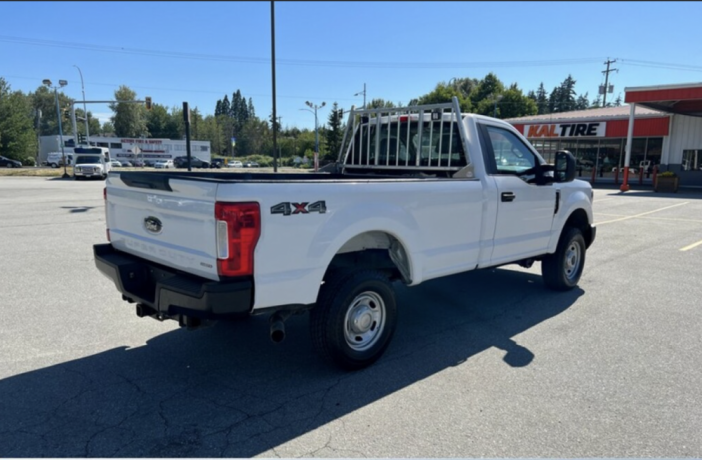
[338,96,472,176]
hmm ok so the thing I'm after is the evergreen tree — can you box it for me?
[535,83,549,114]
[324,102,345,161]
[576,92,590,110]
[214,99,223,117]
[247,97,256,119]
[221,95,230,119]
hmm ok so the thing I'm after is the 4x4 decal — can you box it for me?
[271,201,327,216]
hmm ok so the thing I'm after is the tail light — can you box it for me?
[215,202,261,277]
[104,187,110,242]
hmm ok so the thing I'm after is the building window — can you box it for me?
[682,150,701,171]
[110,143,122,149]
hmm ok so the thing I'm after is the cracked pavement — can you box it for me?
[1,178,701,457]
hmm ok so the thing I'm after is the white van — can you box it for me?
[46,152,73,168]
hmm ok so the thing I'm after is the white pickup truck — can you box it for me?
[94,98,595,370]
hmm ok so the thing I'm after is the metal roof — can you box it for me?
[504,105,668,124]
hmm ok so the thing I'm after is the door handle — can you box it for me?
[501,192,516,202]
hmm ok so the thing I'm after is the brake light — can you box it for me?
[103,187,110,242]
[215,202,261,277]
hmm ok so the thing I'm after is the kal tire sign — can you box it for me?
[524,122,606,138]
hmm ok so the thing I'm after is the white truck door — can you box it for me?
[478,124,556,265]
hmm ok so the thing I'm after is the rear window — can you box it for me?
[345,120,466,168]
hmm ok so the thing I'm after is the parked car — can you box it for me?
[243,161,260,168]
[154,159,174,169]
[131,159,145,167]
[110,160,122,168]
[174,156,210,169]
[143,159,157,167]
[0,156,22,168]
[226,160,243,168]
[121,161,133,167]
[210,158,224,169]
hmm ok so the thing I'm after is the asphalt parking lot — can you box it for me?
[1,176,701,457]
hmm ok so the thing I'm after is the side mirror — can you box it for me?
[554,150,576,183]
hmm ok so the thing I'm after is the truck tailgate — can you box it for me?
[105,173,220,280]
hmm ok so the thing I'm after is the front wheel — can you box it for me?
[310,270,397,370]
[541,227,586,291]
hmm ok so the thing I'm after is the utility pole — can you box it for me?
[355,83,366,109]
[601,58,618,108]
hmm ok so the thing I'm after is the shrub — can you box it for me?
[22,157,36,167]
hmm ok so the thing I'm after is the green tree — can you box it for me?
[199,115,225,155]
[101,121,115,136]
[30,85,73,136]
[365,98,396,109]
[576,92,590,110]
[0,78,37,160]
[410,81,471,112]
[549,75,577,113]
[324,102,345,161]
[145,104,171,138]
[496,85,537,119]
[110,85,148,137]
[534,82,549,114]
[470,72,505,110]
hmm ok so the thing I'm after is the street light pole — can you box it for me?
[43,79,70,178]
[73,65,90,144]
[304,101,325,172]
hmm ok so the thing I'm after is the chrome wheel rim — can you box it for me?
[564,241,582,281]
[344,291,386,352]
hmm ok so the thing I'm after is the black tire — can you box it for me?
[541,227,586,291]
[310,270,397,371]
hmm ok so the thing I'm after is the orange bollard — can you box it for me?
[614,167,619,185]
[652,165,658,188]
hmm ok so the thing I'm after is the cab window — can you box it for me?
[482,125,538,175]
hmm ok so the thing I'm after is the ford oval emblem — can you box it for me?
[144,216,163,234]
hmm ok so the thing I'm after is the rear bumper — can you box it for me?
[94,243,253,319]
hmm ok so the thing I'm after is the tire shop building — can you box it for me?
[506,82,702,187]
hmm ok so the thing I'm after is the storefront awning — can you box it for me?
[625,82,702,117]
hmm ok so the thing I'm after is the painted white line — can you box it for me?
[680,239,702,252]
[595,202,690,225]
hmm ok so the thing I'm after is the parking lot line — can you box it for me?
[595,202,689,226]
[680,239,702,252]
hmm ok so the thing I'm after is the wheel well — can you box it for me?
[564,209,593,248]
[325,231,411,284]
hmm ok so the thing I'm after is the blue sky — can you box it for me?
[2,1,702,131]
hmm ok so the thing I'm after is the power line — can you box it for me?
[0,35,604,69]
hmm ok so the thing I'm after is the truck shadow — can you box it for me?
[0,268,581,457]
[61,206,97,213]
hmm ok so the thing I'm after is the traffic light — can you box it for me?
[145,97,152,111]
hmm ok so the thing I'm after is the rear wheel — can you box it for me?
[310,270,397,370]
[541,227,586,291]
